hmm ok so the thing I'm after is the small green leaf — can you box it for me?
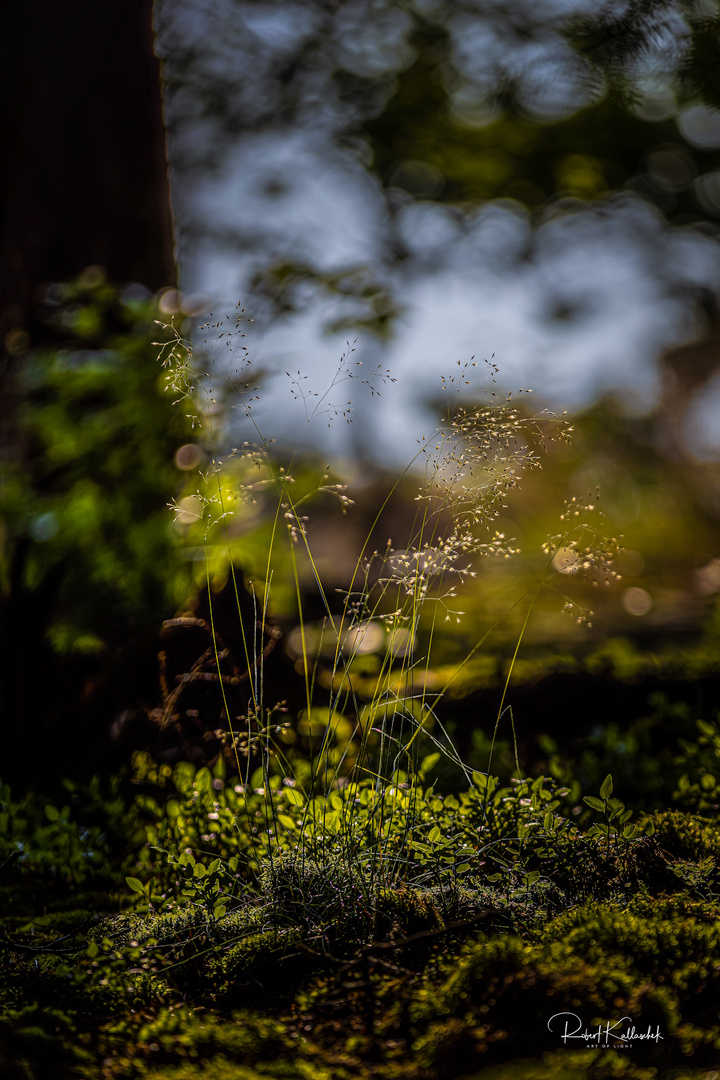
[583,796,605,812]
[278,814,297,830]
[44,804,60,822]
[207,859,221,875]
[194,767,212,793]
[599,774,614,800]
[284,788,304,807]
[213,904,227,919]
[85,940,99,958]
[420,752,441,777]
[125,877,146,894]
[543,811,555,831]
[428,826,442,843]
[193,863,206,878]
[525,871,540,886]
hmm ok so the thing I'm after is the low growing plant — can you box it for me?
[124,315,637,942]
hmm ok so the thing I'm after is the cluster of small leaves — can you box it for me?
[674,717,720,815]
[583,773,652,860]
[0,781,115,885]
[126,752,662,929]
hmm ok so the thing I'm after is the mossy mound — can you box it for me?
[5,759,720,1079]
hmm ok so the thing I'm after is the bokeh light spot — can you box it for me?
[388,627,414,657]
[4,328,30,356]
[175,496,203,526]
[158,289,182,315]
[678,104,720,149]
[696,558,720,595]
[622,587,652,616]
[389,160,444,198]
[175,444,204,471]
[343,621,384,655]
[29,512,59,542]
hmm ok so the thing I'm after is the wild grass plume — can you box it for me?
[149,315,626,918]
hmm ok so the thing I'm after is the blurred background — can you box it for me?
[155,0,720,461]
[2,0,720,797]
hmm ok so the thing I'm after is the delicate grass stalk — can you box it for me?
[158,319,620,899]
[205,552,243,779]
[486,579,543,784]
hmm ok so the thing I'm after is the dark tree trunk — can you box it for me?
[0,0,176,340]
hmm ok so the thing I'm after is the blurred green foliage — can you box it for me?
[0,778,124,886]
[0,274,198,774]
[364,13,720,219]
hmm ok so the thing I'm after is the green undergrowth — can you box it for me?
[4,736,720,1079]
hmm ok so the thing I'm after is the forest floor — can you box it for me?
[4,660,720,1080]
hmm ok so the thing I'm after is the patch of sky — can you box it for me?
[187,129,386,276]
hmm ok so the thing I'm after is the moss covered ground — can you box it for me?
[4,680,720,1080]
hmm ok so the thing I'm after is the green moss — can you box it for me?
[642,810,720,862]
[541,898,720,993]
[460,1049,691,1078]
[373,885,444,938]
[8,768,720,1079]
[207,928,306,996]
